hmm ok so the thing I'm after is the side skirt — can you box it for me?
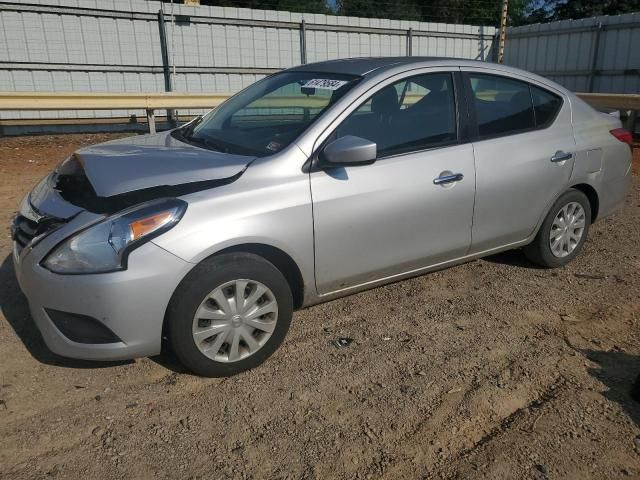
[302,237,534,308]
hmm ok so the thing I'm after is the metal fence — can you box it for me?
[0,0,496,121]
[504,12,640,94]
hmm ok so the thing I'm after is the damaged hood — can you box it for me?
[73,131,255,197]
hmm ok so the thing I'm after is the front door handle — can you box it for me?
[433,173,464,185]
[551,151,573,162]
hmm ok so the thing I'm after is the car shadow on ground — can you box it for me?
[0,254,132,369]
[584,348,640,428]
[483,248,544,269]
[149,349,190,374]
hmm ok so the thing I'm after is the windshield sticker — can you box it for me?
[301,79,348,90]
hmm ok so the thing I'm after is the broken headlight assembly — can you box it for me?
[42,198,187,274]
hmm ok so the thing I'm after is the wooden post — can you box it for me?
[146,109,156,134]
[498,0,509,64]
[624,109,638,136]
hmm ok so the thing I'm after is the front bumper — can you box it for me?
[13,212,193,361]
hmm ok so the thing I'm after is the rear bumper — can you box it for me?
[13,236,192,361]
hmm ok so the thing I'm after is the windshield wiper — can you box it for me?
[180,115,203,139]
[176,121,261,156]
[201,137,226,153]
[198,135,262,156]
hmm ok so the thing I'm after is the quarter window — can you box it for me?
[334,72,457,158]
[531,86,562,127]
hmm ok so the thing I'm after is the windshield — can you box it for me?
[176,71,361,157]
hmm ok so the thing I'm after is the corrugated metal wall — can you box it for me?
[505,13,640,94]
[0,0,496,121]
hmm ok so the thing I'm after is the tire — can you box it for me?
[524,189,591,268]
[167,252,293,377]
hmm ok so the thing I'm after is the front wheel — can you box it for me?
[167,252,293,377]
[524,189,591,268]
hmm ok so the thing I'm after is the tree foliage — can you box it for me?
[521,0,640,25]
[184,1,640,26]
[193,0,330,14]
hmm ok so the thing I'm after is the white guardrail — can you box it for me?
[0,92,638,134]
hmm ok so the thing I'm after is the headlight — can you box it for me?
[42,198,187,274]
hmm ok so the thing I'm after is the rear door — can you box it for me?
[461,69,575,253]
[310,70,476,295]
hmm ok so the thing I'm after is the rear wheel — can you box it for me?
[524,189,591,268]
[167,253,293,377]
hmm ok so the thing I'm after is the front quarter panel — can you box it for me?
[151,147,316,303]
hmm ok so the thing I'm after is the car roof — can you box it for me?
[288,56,573,98]
[290,56,475,76]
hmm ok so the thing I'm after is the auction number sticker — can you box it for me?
[301,79,348,90]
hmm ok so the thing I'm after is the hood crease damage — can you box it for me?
[42,131,253,215]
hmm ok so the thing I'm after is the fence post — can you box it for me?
[157,9,174,124]
[300,20,307,64]
[588,22,603,93]
[407,28,413,56]
[146,109,156,134]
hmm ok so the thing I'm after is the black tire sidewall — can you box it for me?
[529,189,591,268]
[167,253,293,377]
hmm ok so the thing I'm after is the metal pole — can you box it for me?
[168,0,178,125]
[300,20,307,64]
[158,10,172,93]
[407,28,413,56]
[498,0,509,64]
[588,22,603,93]
[170,0,177,82]
[157,9,173,125]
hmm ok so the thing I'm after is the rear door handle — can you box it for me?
[550,151,573,162]
[433,173,464,185]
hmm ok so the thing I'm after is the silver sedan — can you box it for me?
[12,57,633,376]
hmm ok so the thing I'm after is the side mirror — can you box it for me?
[319,135,377,167]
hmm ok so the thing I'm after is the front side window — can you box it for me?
[334,72,457,158]
[469,73,535,138]
[178,71,360,157]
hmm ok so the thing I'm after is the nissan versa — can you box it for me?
[12,58,632,377]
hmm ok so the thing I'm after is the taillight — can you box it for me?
[610,128,633,145]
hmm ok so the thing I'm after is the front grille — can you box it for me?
[12,215,37,247]
[11,213,65,249]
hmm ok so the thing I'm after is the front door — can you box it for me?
[310,71,476,295]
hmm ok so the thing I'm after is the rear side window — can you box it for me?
[469,74,535,138]
[531,86,562,128]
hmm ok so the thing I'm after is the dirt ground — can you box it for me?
[1,134,639,480]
